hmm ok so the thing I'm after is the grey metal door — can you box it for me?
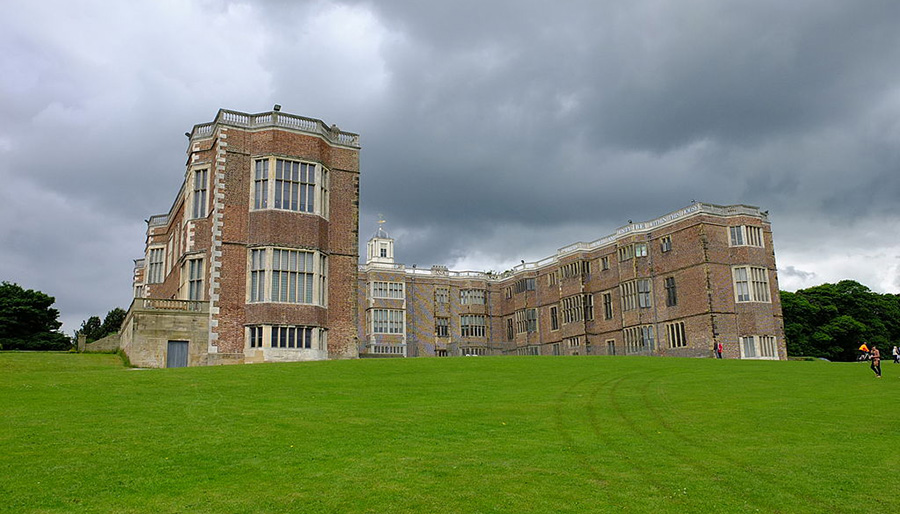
[166,340,189,368]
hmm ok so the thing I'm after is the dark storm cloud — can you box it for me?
[345,0,900,274]
[2,0,900,331]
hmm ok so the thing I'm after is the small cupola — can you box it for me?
[366,216,395,265]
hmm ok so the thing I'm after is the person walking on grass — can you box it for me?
[870,345,882,378]
[892,345,899,364]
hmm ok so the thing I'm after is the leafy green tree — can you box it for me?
[0,282,72,351]
[781,280,900,361]
[76,316,104,343]
[74,308,127,344]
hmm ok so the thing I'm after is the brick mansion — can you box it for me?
[118,107,786,367]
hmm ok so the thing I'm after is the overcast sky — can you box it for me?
[2,0,900,333]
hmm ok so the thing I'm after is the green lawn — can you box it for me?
[1,352,897,513]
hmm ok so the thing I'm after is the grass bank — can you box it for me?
[1,352,897,513]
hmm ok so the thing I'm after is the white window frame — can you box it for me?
[730,225,764,247]
[251,157,330,218]
[732,266,771,303]
[372,281,405,299]
[190,168,208,219]
[247,247,327,306]
[185,257,204,301]
[371,309,405,334]
[740,335,778,359]
[147,247,165,284]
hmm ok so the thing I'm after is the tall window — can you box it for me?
[637,279,652,308]
[603,292,613,320]
[550,306,559,330]
[372,281,404,299]
[319,255,327,306]
[733,266,770,303]
[515,309,537,333]
[253,160,268,209]
[435,288,449,304]
[249,249,266,302]
[460,289,485,305]
[665,277,677,307]
[272,249,314,303]
[147,247,164,284]
[248,247,325,305]
[666,321,686,348]
[371,309,404,334]
[561,294,593,324]
[621,279,651,311]
[187,259,204,300]
[252,158,329,216]
[192,169,208,219]
[249,326,263,348]
[506,318,514,340]
[436,317,449,337]
[601,256,610,270]
[460,315,486,338]
[730,225,764,247]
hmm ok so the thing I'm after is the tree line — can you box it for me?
[781,280,900,361]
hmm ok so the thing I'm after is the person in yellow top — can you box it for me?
[870,346,882,378]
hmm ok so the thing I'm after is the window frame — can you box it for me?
[460,289,486,305]
[371,281,405,299]
[729,225,764,247]
[371,309,404,334]
[666,321,687,348]
[435,317,449,337]
[245,325,326,351]
[190,168,209,219]
[740,335,778,359]
[664,276,677,307]
[247,247,327,306]
[147,247,165,284]
[732,266,771,303]
[460,314,486,338]
[251,157,330,218]
[660,235,672,253]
